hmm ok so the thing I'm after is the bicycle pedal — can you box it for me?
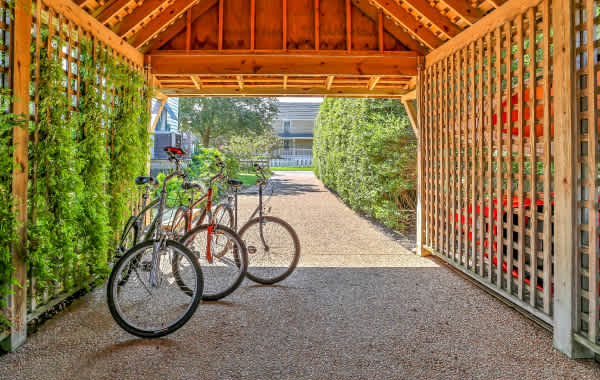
[247,246,257,254]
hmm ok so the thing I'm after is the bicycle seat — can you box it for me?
[227,179,243,188]
[135,176,157,186]
[181,181,203,191]
[165,146,186,159]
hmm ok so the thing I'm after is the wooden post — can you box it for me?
[415,57,430,257]
[5,0,32,352]
[553,0,593,358]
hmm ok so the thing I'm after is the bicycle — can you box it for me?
[209,163,301,285]
[173,157,248,301]
[106,146,203,338]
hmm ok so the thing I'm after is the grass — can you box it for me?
[270,166,314,171]
[238,173,259,186]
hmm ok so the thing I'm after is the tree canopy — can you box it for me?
[178,97,279,147]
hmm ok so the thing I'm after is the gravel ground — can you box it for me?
[1,171,599,380]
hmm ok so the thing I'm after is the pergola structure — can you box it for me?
[4,0,600,361]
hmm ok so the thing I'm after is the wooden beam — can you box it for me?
[403,89,416,100]
[553,0,593,359]
[487,0,507,7]
[378,8,384,52]
[190,75,203,89]
[150,97,168,132]
[185,8,192,51]
[351,0,427,54]
[369,0,443,49]
[326,75,334,90]
[402,0,461,39]
[44,0,144,67]
[437,0,484,25]
[217,0,223,50]
[143,0,218,53]
[5,0,32,352]
[236,75,245,90]
[283,0,287,50]
[346,0,352,51]
[402,98,418,135]
[415,57,427,256]
[113,0,169,37]
[149,51,419,76]
[128,0,200,49]
[160,86,408,97]
[251,0,256,51]
[426,0,544,67]
[283,75,288,89]
[367,75,381,90]
[95,0,131,24]
[314,0,320,51]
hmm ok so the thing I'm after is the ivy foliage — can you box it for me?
[314,99,417,230]
[26,30,150,302]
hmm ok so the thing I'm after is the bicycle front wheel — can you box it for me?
[239,216,300,284]
[179,224,247,301]
[107,240,203,338]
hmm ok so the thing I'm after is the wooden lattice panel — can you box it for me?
[422,0,554,320]
[574,0,600,347]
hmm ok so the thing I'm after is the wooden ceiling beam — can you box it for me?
[326,75,335,90]
[113,0,170,37]
[160,87,409,97]
[351,0,427,55]
[368,0,443,49]
[401,0,461,39]
[95,0,132,24]
[437,0,485,25]
[129,0,200,49]
[143,0,218,53]
[367,75,381,90]
[149,51,419,76]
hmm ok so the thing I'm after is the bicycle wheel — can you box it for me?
[179,224,247,301]
[196,203,234,230]
[107,240,203,338]
[115,217,139,287]
[238,216,300,285]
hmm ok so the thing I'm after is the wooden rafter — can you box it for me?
[369,0,443,49]
[143,0,218,53]
[149,51,419,76]
[437,0,485,25]
[367,76,381,90]
[236,75,245,90]
[129,0,199,49]
[161,86,409,97]
[95,0,132,24]
[351,0,427,55]
[402,0,461,39]
[326,75,335,90]
[113,0,170,37]
[190,75,203,89]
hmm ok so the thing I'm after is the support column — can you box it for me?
[5,0,32,352]
[553,0,593,358]
[415,57,430,257]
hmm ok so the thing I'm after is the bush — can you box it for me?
[314,99,417,230]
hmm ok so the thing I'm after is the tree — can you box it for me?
[178,97,279,147]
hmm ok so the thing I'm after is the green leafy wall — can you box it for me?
[314,99,417,230]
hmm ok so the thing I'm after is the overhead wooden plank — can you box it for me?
[129,0,200,49]
[369,0,443,49]
[143,0,218,53]
[437,0,484,25]
[160,86,408,97]
[426,0,543,67]
[44,0,144,67]
[149,51,419,76]
[402,0,461,39]
[95,0,131,24]
[113,0,169,37]
[351,0,427,54]
[5,0,32,352]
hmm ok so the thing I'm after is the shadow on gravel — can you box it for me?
[240,176,324,196]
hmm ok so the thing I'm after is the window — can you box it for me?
[283,120,291,134]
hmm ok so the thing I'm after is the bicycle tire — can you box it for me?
[116,216,139,287]
[178,224,247,301]
[239,216,300,285]
[197,203,234,230]
[107,239,203,338]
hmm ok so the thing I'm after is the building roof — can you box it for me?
[276,103,321,121]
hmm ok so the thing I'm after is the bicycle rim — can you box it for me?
[107,240,203,338]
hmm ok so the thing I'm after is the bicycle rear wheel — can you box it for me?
[107,240,203,338]
[239,216,300,284]
[179,224,247,301]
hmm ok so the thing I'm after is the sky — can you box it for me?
[278,97,323,103]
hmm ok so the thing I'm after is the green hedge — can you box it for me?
[314,99,417,230]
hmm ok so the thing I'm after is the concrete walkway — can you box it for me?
[1,171,599,379]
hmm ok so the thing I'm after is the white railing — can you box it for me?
[275,148,313,157]
[270,158,313,167]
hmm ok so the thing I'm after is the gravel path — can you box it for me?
[2,171,599,380]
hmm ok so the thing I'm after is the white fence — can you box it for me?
[270,158,313,167]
